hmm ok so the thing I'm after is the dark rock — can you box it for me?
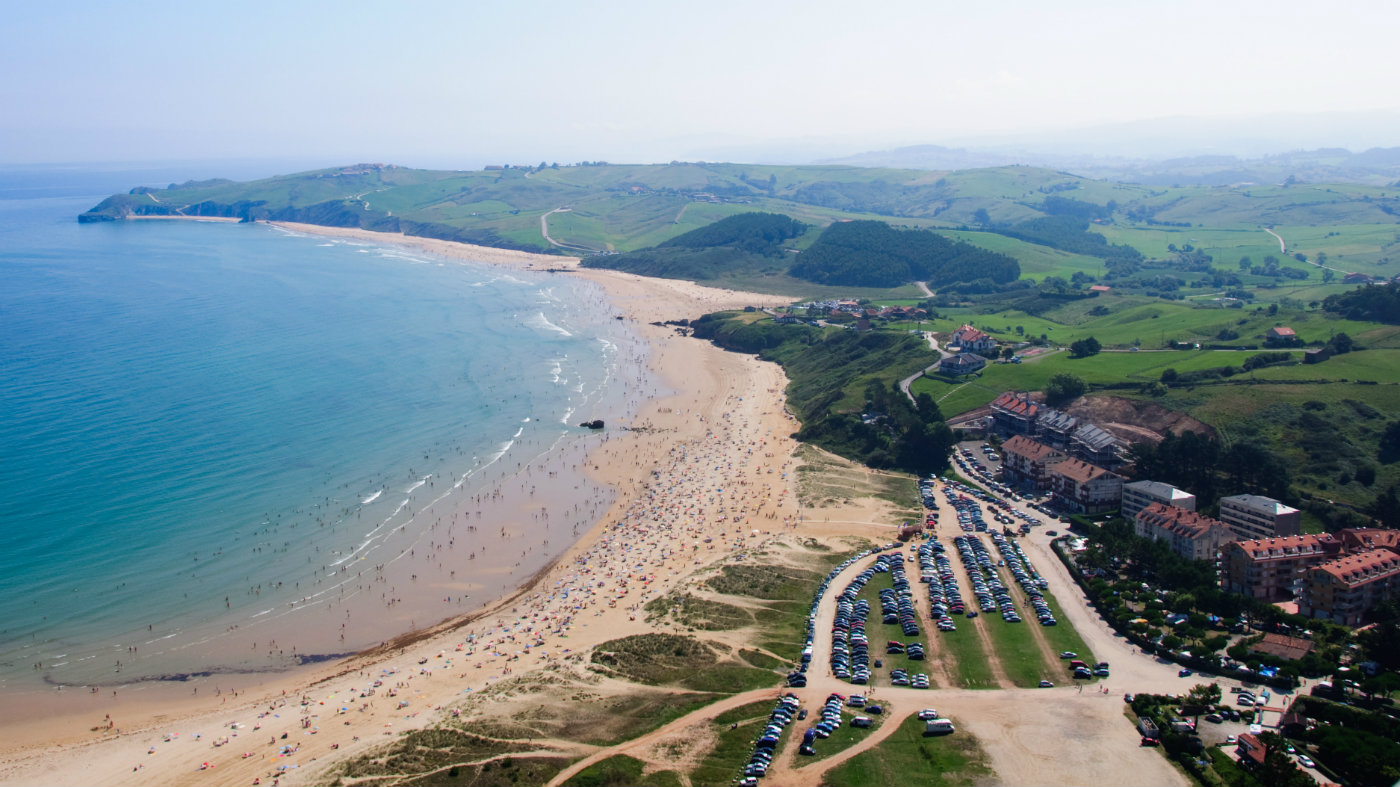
[579,420,605,430]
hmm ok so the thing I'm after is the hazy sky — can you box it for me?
[4,0,1397,167]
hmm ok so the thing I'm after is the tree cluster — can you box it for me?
[790,220,1020,288]
[1068,336,1102,358]
[657,212,805,256]
[1324,281,1400,324]
[1127,431,1292,507]
[990,215,1143,261]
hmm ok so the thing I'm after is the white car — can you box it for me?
[917,709,939,720]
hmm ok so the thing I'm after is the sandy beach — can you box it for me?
[0,223,801,785]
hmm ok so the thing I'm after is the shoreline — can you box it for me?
[0,222,800,785]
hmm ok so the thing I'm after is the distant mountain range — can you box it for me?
[819,145,1400,187]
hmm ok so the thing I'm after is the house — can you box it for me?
[1265,326,1298,347]
[1343,272,1373,284]
[1303,347,1331,364]
[1088,284,1112,293]
[1000,435,1066,491]
[1235,733,1267,770]
[1134,503,1236,561]
[938,352,986,376]
[950,324,997,354]
[1048,458,1123,514]
[1121,480,1196,522]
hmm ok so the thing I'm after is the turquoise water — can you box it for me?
[0,179,638,692]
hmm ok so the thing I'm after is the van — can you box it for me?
[851,716,872,728]
[924,719,955,735]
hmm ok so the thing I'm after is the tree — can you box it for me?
[1160,368,1179,384]
[1254,732,1314,787]
[1044,373,1088,405]
[1239,256,1253,271]
[1001,346,1017,360]
[1323,267,1336,283]
[1327,332,1354,354]
[1069,336,1102,358]
[972,207,991,226]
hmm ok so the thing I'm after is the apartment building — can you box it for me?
[1121,480,1197,523]
[1219,494,1302,541]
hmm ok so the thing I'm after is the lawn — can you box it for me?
[934,623,998,689]
[975,609,1052,688]
[804,711,887,764]
[818,714,995,787]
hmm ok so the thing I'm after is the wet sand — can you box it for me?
[0,223,800,785]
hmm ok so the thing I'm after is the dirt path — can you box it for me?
[540,207,595,253]
[1263,226,1287,254]
[544,689,775,787]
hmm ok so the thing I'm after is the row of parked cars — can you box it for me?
[919,537,964,631]
[741,693,802,780]
[879,554,921,639]
[794,545,893,688]
[988,532,1057,626]
[953,534,1025,623]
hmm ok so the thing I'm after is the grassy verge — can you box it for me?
[577,692,722,746]
[1032,584,1097,676]
[819,714,995,787]
[804,712,887,763]
[977,613,1053,687]
[934,626,998,689]
[562,754,684,787]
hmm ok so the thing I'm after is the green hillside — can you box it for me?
[83,161,1400,268]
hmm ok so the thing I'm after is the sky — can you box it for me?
[3,0,1398,168]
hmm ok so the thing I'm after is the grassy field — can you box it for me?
[818,713,995,787]
[688,704,781,787]
[976,611,1053,688]
[561,754,683,787]
[804,711,888,764]
[935,624,999,689]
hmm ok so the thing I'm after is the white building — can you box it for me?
[1219,494,1302,541]
[1121,480,1196,523]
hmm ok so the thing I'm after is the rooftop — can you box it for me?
[1220,494,1300,516]
[1052,458,1118,484]
[1124,480,1194,502]
[1250,632,1314,662]
[1001,435,1063,462]
[1233,534,1339,560]
[1314,548,1400,587]
[1137,503,1231,540]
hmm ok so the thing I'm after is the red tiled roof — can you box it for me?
[1269,326,1296,337]
[1138,503,1231,540]
[1051,458,1117,484]
[1002,435,1062,462]
[1314,548,1400,587]
[1251,632,1314,661]
[1336,528,1400,554]
[1234,534,1338,560]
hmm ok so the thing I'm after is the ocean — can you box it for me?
[0,167,642,699]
